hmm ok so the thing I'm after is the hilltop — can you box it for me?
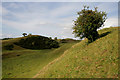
[34,27,119,78]
[2,35,79,52]
[2,35,59,51]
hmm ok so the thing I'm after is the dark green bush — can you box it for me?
[15,36,59,49]
[4,44,14,50]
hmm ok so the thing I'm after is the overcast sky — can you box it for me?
[1,2,118,39]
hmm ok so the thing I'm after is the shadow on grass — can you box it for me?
[86,31,112,45]
[99,31,111,38]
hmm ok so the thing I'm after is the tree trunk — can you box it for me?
[87,30,99,43]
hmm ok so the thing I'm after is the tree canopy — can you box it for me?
[72,6,107,43]
[22,33,27,37]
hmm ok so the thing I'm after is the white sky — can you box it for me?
[0,1,119,39]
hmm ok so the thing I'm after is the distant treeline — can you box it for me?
[2,38,13,40]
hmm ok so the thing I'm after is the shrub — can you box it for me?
[4,44,14,50]
[15,35,59,49]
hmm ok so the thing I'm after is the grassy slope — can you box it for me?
[36,27,118,78]
[2,40,78,78]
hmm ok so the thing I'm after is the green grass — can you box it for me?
[2,42,78,78]
[2,27,119,78]
[35,27,119,78]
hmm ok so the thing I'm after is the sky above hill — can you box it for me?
[1,2,118,39]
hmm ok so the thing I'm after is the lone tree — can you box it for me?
[22,33,27,37]
[72,6,107,43]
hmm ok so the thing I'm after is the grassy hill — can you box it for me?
[2,27,119,78]
[2,35,59,51]
[2,37,78,78]
[34,27,119,78]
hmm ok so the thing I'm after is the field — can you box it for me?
[2,41,78,78]
[2,27,119,78]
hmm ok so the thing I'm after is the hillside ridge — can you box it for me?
[35,27,118,78]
